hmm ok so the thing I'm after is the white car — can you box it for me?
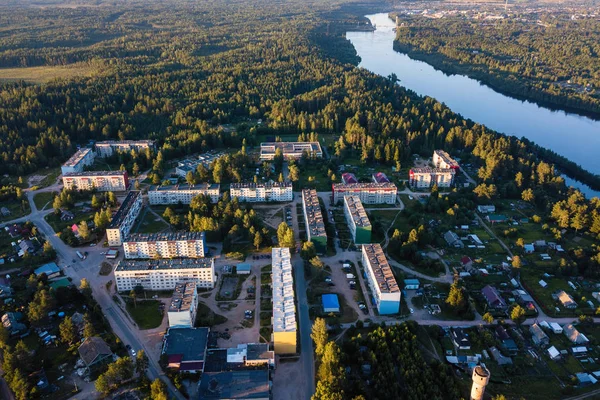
[130,349,137,357]
[409,308,414,314]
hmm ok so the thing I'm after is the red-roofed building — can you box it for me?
[341,173,358,184]
[461,256,473,269]
[372,172,390,183]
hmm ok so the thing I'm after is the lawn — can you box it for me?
[0,64,96,83]
[125,299,164,329]
[195,302,228,327]
[28,167,62,189]
[134,209,169,234]
[45,208,95,233]
[0,200,30,223]
[33,191,56,210]
[296,163,333,192]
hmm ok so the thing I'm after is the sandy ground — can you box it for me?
[272,360,306,400]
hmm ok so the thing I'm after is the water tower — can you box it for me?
[470,365,490,400]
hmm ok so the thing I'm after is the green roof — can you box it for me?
[49,278,72,290]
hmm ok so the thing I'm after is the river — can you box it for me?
[346,13,600,198]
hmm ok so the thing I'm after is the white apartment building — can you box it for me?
[168,282,198,329]
[230,182,293,202]
[95,140,155,158]
[332,182,397,204]
[361,244,401,315]
[123,232,206,259]
[61,148,95,175]
[260,142,322,160]
[433,149,460,170]
[409,167,455,189]
[114,258,215,292]
[148,184,220,205]
[62,171,129,192]
[106,191,143,246]
[272,247,297,354]
[343,196,371,245]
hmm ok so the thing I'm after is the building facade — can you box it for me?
[433,149,460,170]
[168,282,198,328]
[95,140,155,158]
[123,232,206,259]
[343,196,371,244]
[148,184,220,205]
[332,182,397,204]
[230,182,293,202]
[62,171,129,192]
[272,247,297,354]
[361,244,401,314]
[260,142,322,160]
[302,189,327,254]
[106,191,143,246]
[114,258,215,292]
[408,167,455,189]
[61,148,95,175]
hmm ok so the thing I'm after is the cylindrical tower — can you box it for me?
[470,365,490,400]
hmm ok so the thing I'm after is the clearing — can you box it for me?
[0,64,96,84]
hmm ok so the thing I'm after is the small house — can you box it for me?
[481,285,507,310]
[34,262,61,279]
[548,346,561,360]
[549,322,563,334]
[564,324,589,344]
[322,294,340,314]
[486,214,507,224]
[404,279,420,290]
[450,328,471,350]
[461,256,473,270]
[444,231,463,248]
[477,205,496,214]
[529,323,549,347]
[524,244,535,254]
[557,291,577,309]
[539,280,548,288]
[78,337,113,372]
[235,263,251,275]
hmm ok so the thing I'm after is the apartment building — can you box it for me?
[167,282,198,329]
[272,247,297,354]
[123,232,206,259]
[106,191,143,246]
[433,149,460,170]
[409,168,455,189]
[61,148,95,175]
[148,184,220,205]
[362,244,401,315]
[332,182,397,205]
[302,189,327,254]
[95,140,155,158]
[343,196,371,244]
[114,258,215,292]
[260,142,323,160]
[62,171,129,192]
[230,182,293,202]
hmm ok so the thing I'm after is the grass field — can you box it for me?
[195,302,228,327]
[0,64,96,84]
[33,191,56,210]
[134,209,169,234]
[125,299,163,329]
[45,208,95,233]
[0,200,30,223]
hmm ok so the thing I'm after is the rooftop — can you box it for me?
[115,257,213,272]
[169,282,197,313]
[199,370,269,399]
[96,140,155,146]
[409,167,456,174]
[272,247,296,333]
[372,172,390,183]
[149,183,220,192]
[341,172,358,184]
[78,337,112,366]
[125,231,206,243]
[434,149,460,168]
[332,182,398,190]
[107,191,141,229]
[163,327,209,362]
[230,181,292,189]
[63,170,127,178]
[344,196,371,228]
[322,294,340,310]
[260,141,322,155]
[362,244,400,294]
[63,148,93,167]
[302,189,326,238]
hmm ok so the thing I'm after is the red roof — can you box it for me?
[461,256,472,265]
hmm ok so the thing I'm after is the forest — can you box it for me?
[393,12,600,117]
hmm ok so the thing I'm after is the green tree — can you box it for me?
[522,188,535,202]
[186,171,197,186]
[309,256,325,269]
[10,369,30,400]
[277,222,295,248]
[311,318,328,357]
[0,324,8,349]
[78,220,90,240]
[482,312,494,324]
[150,378,169,400]
[79,278,92,298]
[317,341,344,390]
[253,231,262,250]
[512,255,522,269]
[83,320,96,338]
[59,316,78,345]
[301,241,317,260]
[136,350,149,374]
[511,305,526,324]
[91,194,101,209]
[130,289,137,308]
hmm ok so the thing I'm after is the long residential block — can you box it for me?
[123,232,206,259]
[260,142,322,160]
[63,171,129,192]
[302,189,327,254]
[272,247,297,354]
[409,167,455,189]
[95,140,155,158]
[61,148,96,175]
[343,196,371,245]
[230,182,293,202]
[362,243,400,314]
[332,182,397,204]
[106,191,143,246]
[148,184,220,205]
[168,282,198,329]
[114,258,215,292]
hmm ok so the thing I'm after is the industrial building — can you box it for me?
[432,149,460,170]
[61,148,95,175]
[163,327,210,373]
[271,247,297,354]
[361,244,400,314]
[302,189,327,254]
[174,152,226,178]
[62,171,129,192]
[148,183,220,205]
[230,182,293,202]
[408,167,455,189]
[260,141,323,160]
[94,140,155,158]
[343,196,371,244]
[168,282,198,328]
[114,258,215,292]
[123,232,206,259]
[106,191,143,246]
[332,182,397,204]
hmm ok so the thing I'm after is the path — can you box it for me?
[475,214,514,258]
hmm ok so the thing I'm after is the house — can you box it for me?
[572,346,588,357]
[548,346,561,360]
[2,312,25,334]
[403,279,420,290]
[468,234,483,246]
[236,264,251,275]
[576,373,597,386]
[557,290,577,309]
[71,312,86,334]
[549,322,563,334]
[322,294,340,313]
[529,323,549,347]
[60,210,74,221]
[524,244,535,254]
[489,346,512,365]
[461,256,473,270]
[486,214,507,224]
[7,224,23,238]
[163,327,210,373]
[18,240,34,254]
[71,224,80,237]
[535,240,547,249]
[34,262,61,279]
[444,231,463,248]
[481,285,507,310]
[539,280,548,288]
[450,328,471,350]
[564,324,589,344]
[199,370,270,400]
[477,205,496,214]
[0,207,10,217]
[78,337,113,371]
[495,326,518,356]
